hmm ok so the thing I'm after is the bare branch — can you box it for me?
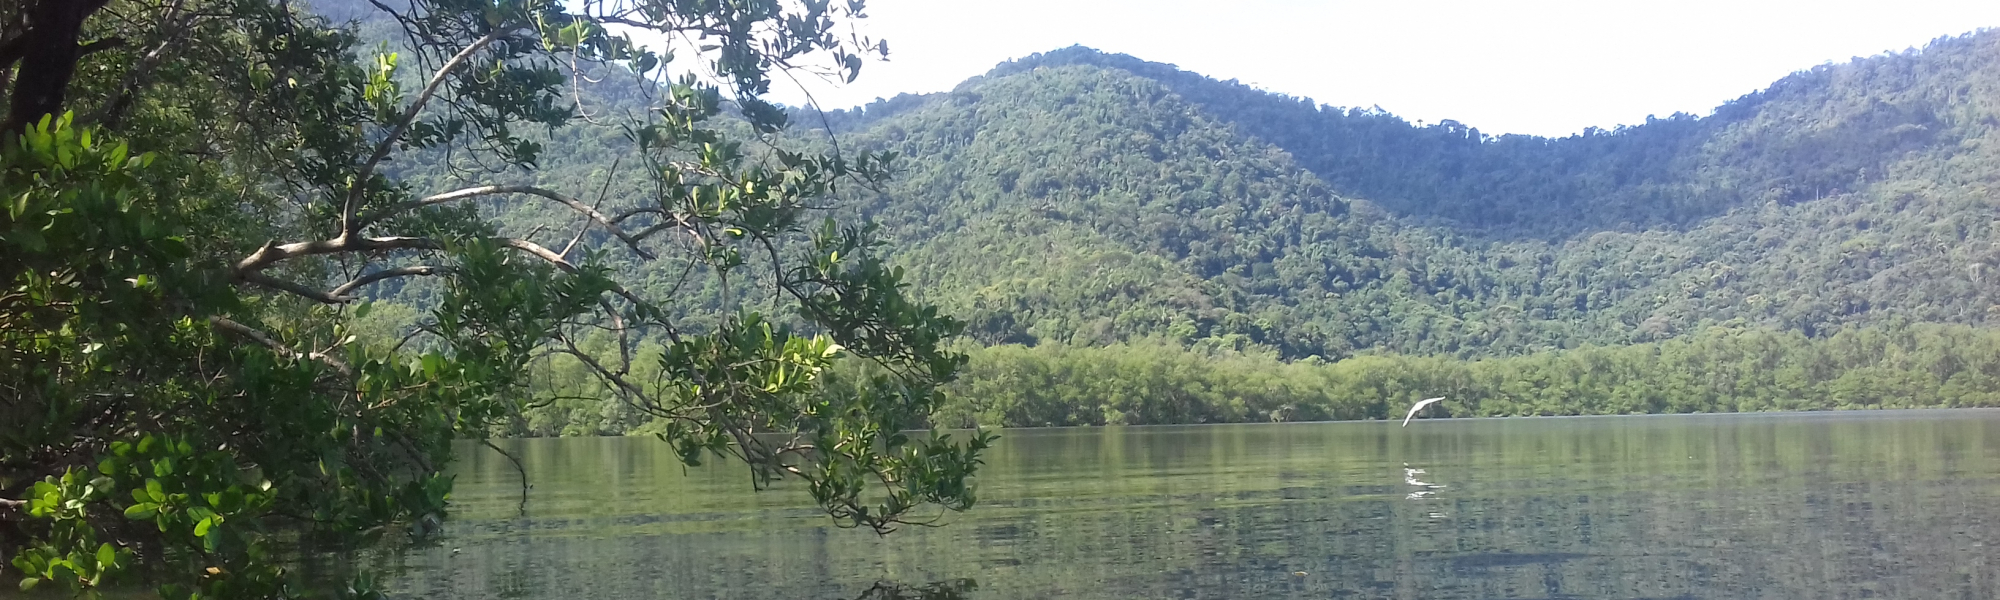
[562,155,624,257]
[358,184,655,259]
[83,0,193,128]
[599,298,631,375]
[609,207,663,224]
[480,439,530,515]
[209,316,354,378]
[342,30,505,236]
[496,236,574,270]
[329,265,451,298]
[235,235,442,277]
[240,272,348,304]
[555,337,648,399]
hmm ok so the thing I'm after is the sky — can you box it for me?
[758,0,2000,138]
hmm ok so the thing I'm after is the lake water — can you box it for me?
[378,410,2000,599]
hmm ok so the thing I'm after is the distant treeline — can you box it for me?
[512,323,2000,435]
[931,323,2000,428]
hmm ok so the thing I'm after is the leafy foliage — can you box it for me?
[464,30,2000,433]
[814,34,2000,358]
[3,0,988,597]
[938,323,2000,428]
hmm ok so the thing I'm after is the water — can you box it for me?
[378,410,2000,599]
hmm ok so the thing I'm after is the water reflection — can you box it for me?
[843,579,977,600]
[378,410,2000,599]
[1405,463,1448,500]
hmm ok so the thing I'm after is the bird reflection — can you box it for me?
[1404,463,1447,500]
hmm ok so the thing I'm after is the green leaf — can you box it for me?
[96,544,116,570]
[193,516,213,537]
[19,577,40,592]
[123,503,157,520]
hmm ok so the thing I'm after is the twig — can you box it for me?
[329,265,451,299]
[480,438,531,516]
[209,316,354,378]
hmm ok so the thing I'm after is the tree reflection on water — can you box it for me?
[845,578,978,600]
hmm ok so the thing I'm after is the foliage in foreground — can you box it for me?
[2,0,987,598]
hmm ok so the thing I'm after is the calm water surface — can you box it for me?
[379,410,2000,599]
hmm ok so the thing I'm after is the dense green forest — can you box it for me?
[318,1,2000,407]
[822,36,2000,359]
[338,22,2000,429]
[519,323,2000,434]
[465,30,2000,359]
[446,28,2000,360]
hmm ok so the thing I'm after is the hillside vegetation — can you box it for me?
[343,14,2000,428]
[817,34,2000,359]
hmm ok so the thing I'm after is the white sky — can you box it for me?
[762,0,2000,137]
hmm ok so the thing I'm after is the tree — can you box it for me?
[1,0,989,597]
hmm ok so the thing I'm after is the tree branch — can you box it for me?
[329,265,451,299]
[82,0,193,128]
[76,37,124,56]
[209,316,354,378]
[342,30,505,237]
[358,184,655,259]
[240,272,348,304]
[234,235,442,277]
[480,439,530,515]
[4,0,115,133]
[493,237,659,316]
[555,338,648,400]
[0,36,26,69]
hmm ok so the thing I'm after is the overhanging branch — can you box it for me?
[359,184,655,259]
[234,235,442,277]
[330,265,451,298]
[240,272,347,304]
[210,316,354,378]
[342,30,506,236]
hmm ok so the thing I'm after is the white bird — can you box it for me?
[1401,397,1445,427]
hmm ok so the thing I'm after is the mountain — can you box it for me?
[333,0,2000,362]
[798,33,2000,358]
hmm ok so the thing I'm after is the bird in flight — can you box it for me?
[1402,397,1445,427]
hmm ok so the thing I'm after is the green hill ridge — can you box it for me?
[321,8,2000,429]
[805,33,2000,359]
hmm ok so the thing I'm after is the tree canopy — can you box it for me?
[1,0,988,597]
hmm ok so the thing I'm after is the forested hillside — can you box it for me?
[325,5,2000,428]
[802,32,2000,359]
[343,5,2000,361]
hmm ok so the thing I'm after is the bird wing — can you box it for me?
[1401,397,1445,427]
